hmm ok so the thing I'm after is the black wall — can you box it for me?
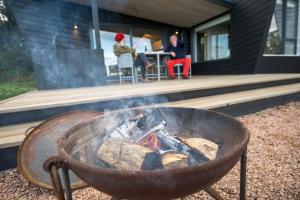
[7,0,92,50]
[192,0,276,75]
[7,0,180,50]
[255,56,300,73]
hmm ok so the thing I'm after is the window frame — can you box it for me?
[192,13,231,63]
[264,0,299,56]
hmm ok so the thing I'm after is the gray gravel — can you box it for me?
[1,102,299,199]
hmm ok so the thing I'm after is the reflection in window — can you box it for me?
[196,21,230,61]
[132,27,163,53]
[90,25,164,76]
[264,0,299,55]
[90,25,130,76]
[265,15,281,54]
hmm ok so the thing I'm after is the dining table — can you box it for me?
[144,51,170,81]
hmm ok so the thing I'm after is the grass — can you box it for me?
[0,80,36,101]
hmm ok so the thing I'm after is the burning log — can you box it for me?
[179,138,218,160]
[96,138,160,170]
[105,109,167,143]
[161,152,189,169]
[98,108,218,170]
[155,130,210,165]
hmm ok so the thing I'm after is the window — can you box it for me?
[193,14,231,62]
[264,0,299,55]
[132,27,163,53]
[90,24,164,76]
[90,25,130,72]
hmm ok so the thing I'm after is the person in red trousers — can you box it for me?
[165,35,191,79]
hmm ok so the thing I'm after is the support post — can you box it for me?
[91,0,101,49]
[240,149,247,200]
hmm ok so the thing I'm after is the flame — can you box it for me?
[139,132,160,151]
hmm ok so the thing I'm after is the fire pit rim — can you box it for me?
[17,110,103,190]
[57,107,250,175]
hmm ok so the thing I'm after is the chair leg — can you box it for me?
[131,67,135,84]
[177,66,180,80]
[119,68,122,84]
[136,67,139,82]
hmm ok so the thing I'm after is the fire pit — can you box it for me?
[44,107,249,200]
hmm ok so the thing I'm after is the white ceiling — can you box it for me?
[66,0,229,27]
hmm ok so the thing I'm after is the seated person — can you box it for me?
[113,32,154,82]
[165,35,191,79]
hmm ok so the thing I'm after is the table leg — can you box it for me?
[157,54,160,81]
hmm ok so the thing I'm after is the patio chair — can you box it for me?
[117,53,138,84]
[174,55,192,80]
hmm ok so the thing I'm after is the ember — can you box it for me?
[138,132,160,151]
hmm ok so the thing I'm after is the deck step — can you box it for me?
[0,121,41,149]
[1,83,299,149]
[1,74,300,126]
[1,75,299,114]
[161,83,300,109]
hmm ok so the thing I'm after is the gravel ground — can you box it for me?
[1,102,299,200]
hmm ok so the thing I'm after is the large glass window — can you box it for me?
[90,25,164,76]
[132,27,163,53]
[193,14,231,62]
[90,25,130,76]
[264,0,299,55]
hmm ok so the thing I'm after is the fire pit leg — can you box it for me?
[240,149,247,200]
[44,156,73,200]
[110,197,122,200]
[204,186,224,200]
[49,164,66,200]
[62,167,72,200]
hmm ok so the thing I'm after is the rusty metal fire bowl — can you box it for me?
[45,107,250,200]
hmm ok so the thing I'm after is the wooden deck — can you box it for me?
[0,74,300,150]
[0,81,299,149]
[1,74,300,114]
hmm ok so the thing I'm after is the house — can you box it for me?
[5,0,300,89]
[0,0,300,175]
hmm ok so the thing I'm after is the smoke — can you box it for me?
[3,0,107,89]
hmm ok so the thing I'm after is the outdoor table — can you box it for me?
[144,51,170,81]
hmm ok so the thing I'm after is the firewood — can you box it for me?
[96,138,160,170]
[161,152,189,169]
[179,138,218,160]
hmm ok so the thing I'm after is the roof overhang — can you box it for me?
[66,0,232,28]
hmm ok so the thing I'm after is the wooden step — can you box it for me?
[0,83,299,149]
[161,83,300,109]
[1,74,299,114]
[0,121,41,149]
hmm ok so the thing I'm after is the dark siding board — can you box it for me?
[8,0,180,50]
[193,0,276,75]
[255,56,300,73]
[8,0,93,49]
[6,0,183,89]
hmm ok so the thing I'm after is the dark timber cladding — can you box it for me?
[7,0,181,50]
[7,0,181,89]
[192,0,276,75]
